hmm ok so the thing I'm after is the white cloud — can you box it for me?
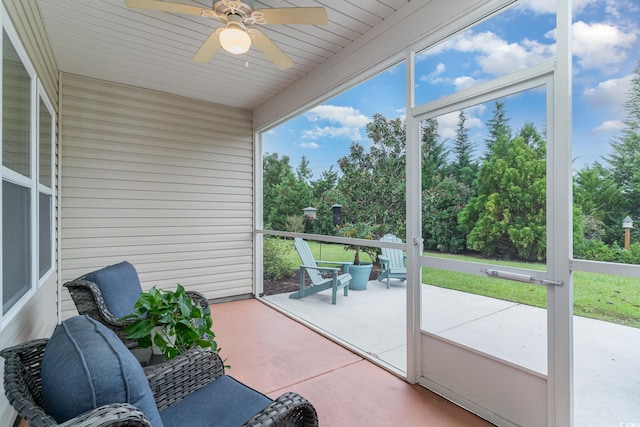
[604,0,640,20]
[299,142,319,149]
[302,126,363,141]
[591,120,625,135]
[305,105,370,128]
[437,107,485,140]
[422,20,635,86]
[419,63,483,91]
[583,74,633,110]
[518,0,595,15]
[453,76,482,91]
[422,30,555,78]
[303,105,371,142]
[476,36,555,76]
[571,21,636,72]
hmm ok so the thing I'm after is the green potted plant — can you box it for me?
[120,284,220,360]
[339,222,378,290]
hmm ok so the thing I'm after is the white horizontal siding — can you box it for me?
[60,74,254,319]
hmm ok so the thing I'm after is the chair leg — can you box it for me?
[331,275,338,305]
[300,267,306,298]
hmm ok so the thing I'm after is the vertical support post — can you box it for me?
[548,0,573,425]
[405,48,421,384]
[254,131,264,297]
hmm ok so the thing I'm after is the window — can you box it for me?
[1,7,55,323]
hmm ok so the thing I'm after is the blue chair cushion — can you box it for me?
[160,375,272,427]
[41,315,163,426]
[84,261,143,318]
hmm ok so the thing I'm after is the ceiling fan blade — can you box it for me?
[192,29,222,63]
[124,0,205,16]
[258,7,328,25]
[252,31,294,70]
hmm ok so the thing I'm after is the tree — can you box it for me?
[484,100,512,157]
[451,110,478,188]
[573,162,625,243]
[460,122,547,260]
[606,60,640,215]
[423,176,474,253]
[263,153,295,228]
[337,114,406,237]
[266,173,313,231]
[420,117,448,190]
[310,166,341,235]
[296,155,313,183]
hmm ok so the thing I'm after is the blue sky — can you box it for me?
[264,0,640,179]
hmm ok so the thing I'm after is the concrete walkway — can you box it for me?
[264,280,640,426]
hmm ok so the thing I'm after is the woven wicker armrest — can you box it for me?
[63,278,119,323]
[241,392,319,427]
[57,403,152,427]
[63,278,139,348]
[144,348,225,411]
[2,340,152,427]
[1,340,54,427]
[185,290,209,310]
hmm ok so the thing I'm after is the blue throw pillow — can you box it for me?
[84,261,143,318]
[41,315,164,426]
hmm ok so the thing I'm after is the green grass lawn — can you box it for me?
[275,239,640,328]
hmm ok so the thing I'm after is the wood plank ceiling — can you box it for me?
[35,0,409,111]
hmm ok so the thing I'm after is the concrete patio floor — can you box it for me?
[263,279,640,426]
[212,299,492,427]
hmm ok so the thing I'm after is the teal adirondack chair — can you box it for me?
[289,238,352,304]
[377,234,407,288]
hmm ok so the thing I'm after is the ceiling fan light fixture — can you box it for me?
[220,21,251,55]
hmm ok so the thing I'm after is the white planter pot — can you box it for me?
[151,326,174,355]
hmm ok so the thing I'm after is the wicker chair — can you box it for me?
[1,338,319,427]
[64,262,209,349]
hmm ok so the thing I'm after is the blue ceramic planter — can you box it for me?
[347,263,372,290]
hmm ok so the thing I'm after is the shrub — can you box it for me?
[579,239,640,264]
[263,237,295,280]
[284,215,304,233]
[423,176,473,253]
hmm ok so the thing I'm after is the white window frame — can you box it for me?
[1,3,55,328]
[37,84,55,286]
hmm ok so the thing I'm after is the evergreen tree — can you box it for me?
[606,60,640,214]
[266,172,313,231]
[484,100,512,157]
[573,162,625,243]
[423,176,474,253]
[310,166,341,235]
[296,155,313,183]
[420,117,448,190]
[452,110,478,187]
[263,153,295,228]
[460,122,546,260]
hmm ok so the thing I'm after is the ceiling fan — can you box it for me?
[124,0,328,69]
